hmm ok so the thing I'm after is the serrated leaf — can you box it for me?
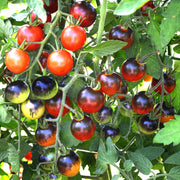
[128,151,152,175]
[85,40,127,57]
[165,152,180,165]
[173,45,180,54]
[160,0,180,47]
[114,0,149,16]
[167,166,180,180]
[153,115,180,146]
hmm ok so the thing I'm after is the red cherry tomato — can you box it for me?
[141,1,156,17]
[97,71,122,96]
[43,0,58,14]
[108,25,134,49]
[151,73,176,94]
[17,25,44,51]
[45,91,71,117]
[70,1,97,27]
[132,91,154,114]
[47,50,73,76]
[38,51,49,72]
[77,86,105,113]
[71,115,95,141]
[24,151,32,161]
[61,25,86,51]
[121,58,146,82]
[5,48,30,73]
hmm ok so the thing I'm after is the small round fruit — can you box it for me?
[24,151,32,161]
[43,0,58,14]
[101,125,120,143]
[32,76,58,100]
[92,106,113,124]
[3,67,14,84]
[116,83,128,99]
[143,74,152,82]
[47,50,73,76]
[45,91,71,117]
[21,99,45,120]
[5,80,30,104]
[38,51,49,72]
[108,25,134,49]
[35,124,56,147]
[138,115,158,135]
[70,1,97,27]
[77,86,105,113]
[57,151,81,177]
[132,91,154,114]
[5,48,30,73]
[17,25,44,51]
[61,25,86,51]
[71,115,95,141]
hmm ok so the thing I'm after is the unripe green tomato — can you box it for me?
[5,80,30,104]
[21,99,45,120]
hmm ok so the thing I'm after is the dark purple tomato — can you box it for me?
[43,0,58,14]
[108,25,134,49]
[116,83,128,99]
[71,115,95,141]
[57,151,81,177]
[3,67,14,84]
[38,51,49,72]
[121,58,146,82]
[70,1,97,27]
[132,91,154,114]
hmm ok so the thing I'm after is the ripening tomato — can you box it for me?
[141,1,156,17]
[70,1,97,27]
[143,73,152,82]
[3,67,15,84]
[5,48,30,73]
[47,50,73,76]
[77,86,105,113]
[38,51,49,72]
[17,25,44,51]
[61,25,86,51]
[43,0,58,14]
[24,151,32,161]
[108,25,134,49]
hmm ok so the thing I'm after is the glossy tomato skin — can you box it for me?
[77,86,105,113]
[5,80,30,104]
[108,25,134,49]
[38,51,49,72]
[21,99,45,120]
[61,25,86,51]
[45,91,71,117]
[70,1,97,27]
[97,71,122,96]
[47,50,73,76]
[5,48,30,73]
[138,115,158,135]
[57,151,81,177]
[32,76,58,100]
[116,83,128,99]
[71,115,95,141]
[132,91,154,114]
[93,106,113,124]
[17,25,44,51]
[43,0,58,14]
[35,124,56,147]
[121,58,146,82]
[151,73,176,94]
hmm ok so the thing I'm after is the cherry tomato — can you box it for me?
[17,25,44,51]
[35,123,56,147]
[92,106,113,124]
[38,51,49,72]
[101,125,120,143]
[24,151,32,161]
[138,115,158,135]
[108,25,134,49]
[70,1,97,27]
[116,83,128,99]
[43,0,58,14]
[5,48,30,73]
[5,80,30,104]
[61,25,86,51]
[3,67,15,84]
[45,91,71,117]
[47,50,73,76]
[119,103,135,117]
[57,151,81,177]
[143,73,152,82]
[121,58,146,82]
[97,71,122,96]
[132,91,154,114]
[151,73,176,94]
[32,76,58,100]
[77,86,105,113]
[21,99,45,120]
[71,115,95,141]
[141,1,156,17]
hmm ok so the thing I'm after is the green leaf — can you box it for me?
[160,0,180,47]
[0,139,9,161]
[128,151,152,175]
[173,45,180,54]
[114,0,149,16]
[0,168,8,176]
[123,160,133,172]
[0,104,8,123]
[85,40,127,57]
[112,174,121,180]
[153,115,180,146]
[136,146,164,160]
[165,152,180,165]
[10,174,19,180]
[167,166,180,180]
[0,0,8,11]
[8,144,20,173]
